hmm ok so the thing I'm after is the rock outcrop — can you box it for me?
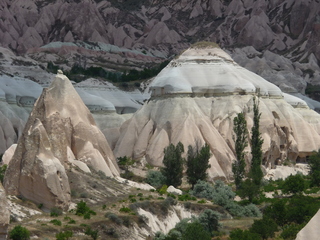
[0,183,10,240]
[114,45,320,180]
[3,71,119,210]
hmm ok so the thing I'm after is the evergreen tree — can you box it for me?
[232,112,248,190]
[186,143,211,188]
[308,149,320,186]
[161,142,184,188]
[249,97,264,187]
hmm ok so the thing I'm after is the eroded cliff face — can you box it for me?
[0,0,319,61]
[114,46,320,180]
[3,72,119,210]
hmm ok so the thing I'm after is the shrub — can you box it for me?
[105,212,123,225]
[50,219,62,226]
[280,223,303,240]
[9,225,30,240]
[85,227,99,240]
[145,170,166,188]
[190,180,215,200]
[198,209,220,236]
[119,207,131,213]
[75,200,90,216]
[211,180,235,206]
[182,221,211,240]
[0,164,7,183]
[158,185,168,195]
[282,174,306,194]
[50,207,63,217]
[250,217,278,240]
[56,231,73,240]
[229,229,261,240]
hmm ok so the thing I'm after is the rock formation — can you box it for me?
[114,44,320,180]
[1,0,320,64]
[296,209,320,240]
[3,71,119,210]
[0,183,9,240]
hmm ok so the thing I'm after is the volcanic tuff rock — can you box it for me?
[0,183,9,240]
[114,45,320,180]
[3,71,119,210]
[1,0,320,62]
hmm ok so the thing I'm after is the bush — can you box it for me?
[0,164,7,183]
[280,223,303,240]
[56,231,73,240]
[282,174,306,194]
[9,225,30,240]
[50,207,63,217]
[105,212,123,225]
[50,219,62,226]
[182,221,211,240]
[85,227,99,240]
[75,200,90,216]
[250,217,278,240]
[120,207,131,213]
[190,180,215,200]
[145,170,166,188]
[229,229,261,240]
[198,209,220,236]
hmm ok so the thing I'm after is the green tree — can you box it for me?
[181,222,211,240]
[9,225,30,240]
[186,143,211,188]
[250,217,278,240]
[249,96,264,187]
[232,112,248,190]
[229,229,261,240]
[161,142,184,188]
[308,149,320,186]
[282,174,306,194]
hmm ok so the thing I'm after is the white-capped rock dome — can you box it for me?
[150,46,283,98]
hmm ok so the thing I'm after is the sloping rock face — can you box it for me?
[114,46,320,180]
[3,72,119,210]
[0,183,10,240]
[296,209,320,240]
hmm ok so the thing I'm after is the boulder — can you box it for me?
[0,183,10,240]
[167,186,183,195]
[3,72,119,210]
